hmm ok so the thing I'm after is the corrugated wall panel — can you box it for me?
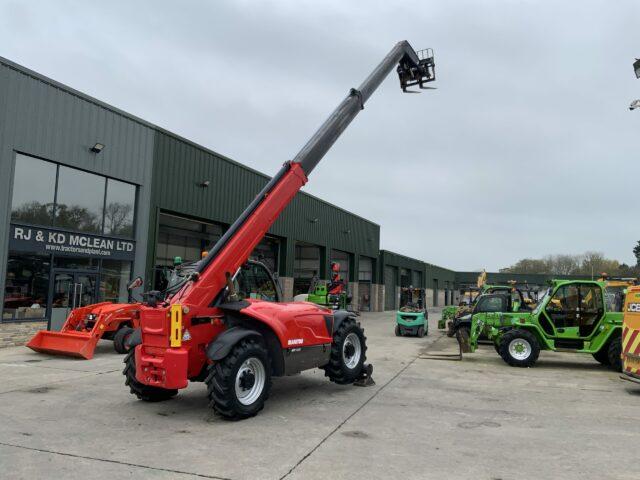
[0,59,156,308]
[149,131,380,276]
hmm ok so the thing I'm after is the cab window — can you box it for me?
[604,286,626,312]
[476,296,504,313]
[234,263,279,302]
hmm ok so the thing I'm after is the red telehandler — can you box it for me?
[127,41,435,419]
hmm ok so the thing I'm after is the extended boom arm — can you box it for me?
[176,41,434,309]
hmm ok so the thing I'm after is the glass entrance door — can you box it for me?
[49,271,98,331]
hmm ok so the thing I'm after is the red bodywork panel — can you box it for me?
[236,299,334,347]
[27,303,140,359]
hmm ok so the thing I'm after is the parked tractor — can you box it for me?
[395,287,428,337]
[459,279,624,370]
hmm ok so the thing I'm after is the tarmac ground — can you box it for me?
[1,309,639,480]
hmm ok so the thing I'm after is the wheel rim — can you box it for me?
[235,357,266,406]
[342,333,362,369]
[508,338,531,361]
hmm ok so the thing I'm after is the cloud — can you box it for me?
[1,0,639,270]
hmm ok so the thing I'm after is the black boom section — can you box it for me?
[295,40,427,176]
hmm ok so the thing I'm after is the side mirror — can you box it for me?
[127,276,144,291]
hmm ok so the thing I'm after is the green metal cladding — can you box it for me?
[147,131,381,278]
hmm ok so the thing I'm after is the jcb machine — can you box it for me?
[621,285,640,384]
[459,279,624,370]
[34,41,433,419]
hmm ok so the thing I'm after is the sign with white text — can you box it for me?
[9,224,136,261]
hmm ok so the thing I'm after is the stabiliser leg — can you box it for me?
[353,363,375,387]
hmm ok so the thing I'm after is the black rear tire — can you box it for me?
[205,338,271,420]
[417,326,425,338]
[592,345,610,366]
[114,326,134,354]
[607,335,622,372]
[323,317,367,385]
[395,325,401,337]
[123,350,178,402]
[498,329,540,367]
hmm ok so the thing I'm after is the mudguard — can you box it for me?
[206,326,262,361]
[332,310,355,334]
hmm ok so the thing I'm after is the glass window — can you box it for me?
[54,256,99,270]
[11,154,57,226]
[104,179,135,237]
[234,263,278,302]
[476,296,504,313]
[101,260,132,303]
[250,236,280,275]
[605,286,626,313]
[55,166,106,233]
[3,253,51,322]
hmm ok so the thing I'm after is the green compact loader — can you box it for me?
[458,279,625,370]
[395,287,428,337]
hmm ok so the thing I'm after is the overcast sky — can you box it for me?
[2,0,640,271]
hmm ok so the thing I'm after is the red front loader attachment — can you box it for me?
[27,330,101,359]
[27,303,140,359]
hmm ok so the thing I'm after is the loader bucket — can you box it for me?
[27,330,100,360]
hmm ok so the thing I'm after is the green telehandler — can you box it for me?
[458,279,624,370]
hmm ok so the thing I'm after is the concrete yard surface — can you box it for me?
[1,310,639,480]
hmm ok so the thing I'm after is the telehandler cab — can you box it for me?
[32,41,434,419]
[459,280,624,370]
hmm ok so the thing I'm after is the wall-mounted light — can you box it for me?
[343,229,351,234]
[308,218,319,223]
[90,142,105,153]
[198,180,211,188]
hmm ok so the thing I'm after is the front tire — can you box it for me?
[395,325,401,337]
[323,317,367,385]
[592,345,610,366]
[123,350,178,402]
[417,326,425,338]
[205,338,271,420]
[607,335,622,372]
[498,329,540,367]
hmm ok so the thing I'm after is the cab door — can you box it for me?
[543,283,604,341]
